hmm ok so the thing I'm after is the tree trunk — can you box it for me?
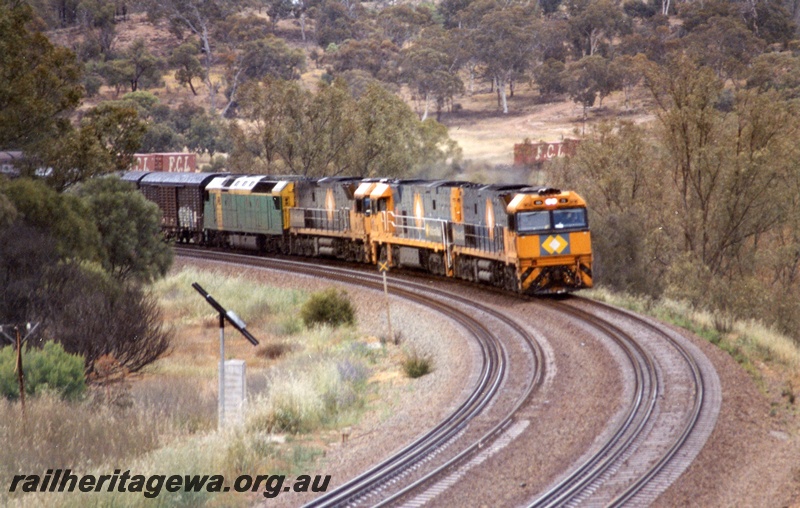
[421,93,429,121]
[201,24,216,112]
[469,66,474,95]
[220,67,244,118]
[499,76,508,114]
[300,12,306,42]
[189,79,197,96]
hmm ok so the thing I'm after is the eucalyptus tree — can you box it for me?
[231,79,459,177]
[215,14,305,117]
[170,41,203,95]
[473,4,540,114]
[146,0,242,111]
[402,27,464,121]
[565,0,630,57]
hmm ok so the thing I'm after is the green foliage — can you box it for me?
[240,36,306,81]
[97,58,133,96]
[402,27,464,120]
[201,155,228,172]
[0,192,17,229]
[473,4,540,113]
[232,79,459,177]
[125,38,166,92]
[555,53,800,340]
[315,0,362,48]
[553,121,659,295]
[566,55,620,115]
[681,15,763,82]
[2,178,100,261]
[746,52,800,98]
[329,37,401,81]
[82,102,147,172]
[534,59,567,97]
[566,0,631,57]
[170,41,204,95]
[140,122,184,152]
[0,342,86,401]
[74,176,173,282]
[402,351,432,378]
[300,288,355,328]
[0,1,83,153]
[121,90,161,112]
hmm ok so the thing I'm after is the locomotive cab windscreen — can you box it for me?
[515,207,588,234]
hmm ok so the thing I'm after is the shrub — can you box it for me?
[300,288,355,328]
[257,342,292,360]
[0,341,86,401]
[46,264,172,376]
[402,351,432,379]
[247,359,366,435]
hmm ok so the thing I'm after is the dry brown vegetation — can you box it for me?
[50,12,656,169]
[2,264,424,507]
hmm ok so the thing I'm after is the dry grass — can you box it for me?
[3,267,397,507]
[585,287,800,410]
[0,392,172,492]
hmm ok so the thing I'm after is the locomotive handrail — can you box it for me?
[290,206,351,233]
[454,222,505,254]
[385,211,453,271]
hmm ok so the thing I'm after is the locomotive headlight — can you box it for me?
[545,198,558,206]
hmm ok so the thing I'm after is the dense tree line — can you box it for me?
[228,78,459,176]
[0,0,172,378]
[554,55,800,337]
[21,0,800,119]
[7,0,800,347]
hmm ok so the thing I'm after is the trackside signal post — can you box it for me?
[0,322,39,418]
[379,262,396,345]
[191,283,259,429]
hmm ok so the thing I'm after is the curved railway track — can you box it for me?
[527,298,720,507]
[175,247,547,507]
[174,247,720,507]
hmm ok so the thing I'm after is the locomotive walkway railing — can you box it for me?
[385,211,453,272]
[290,207,351,233]
[453,223,505,254]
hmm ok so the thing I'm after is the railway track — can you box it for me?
[175,247,547,507]
[175,247,720,507]
[527,299,720,507]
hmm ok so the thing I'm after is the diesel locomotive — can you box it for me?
[122,171,593,294]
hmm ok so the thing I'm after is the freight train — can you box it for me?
[122,171,593,294]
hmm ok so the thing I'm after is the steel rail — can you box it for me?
[174,247,540,508]
[579,298,706,507]
[176,247,708,507]
[527,301,658,508]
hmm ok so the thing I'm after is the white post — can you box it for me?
[218,315,225,429]
[224,360,246,426]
